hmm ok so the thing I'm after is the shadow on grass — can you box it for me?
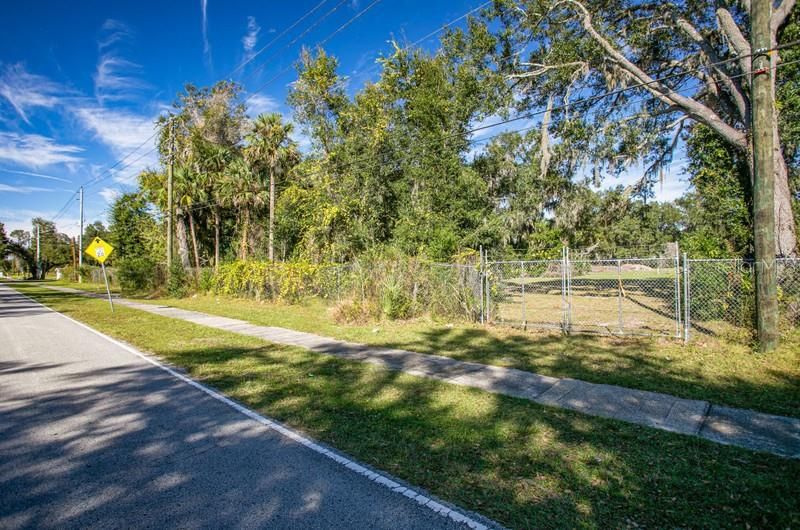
[375,326,800,418]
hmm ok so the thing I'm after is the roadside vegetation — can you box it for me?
[12,282,800,529]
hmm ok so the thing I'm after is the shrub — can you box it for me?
[331,298,377,324]
[117,257,157,293]
[380,275,411,320]
[211,261,322,302]
[198,267,215,293]
[167,261,189,298]
[61,265,93,282]
[205,255,482,323]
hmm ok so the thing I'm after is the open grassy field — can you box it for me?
[10,282,800,529]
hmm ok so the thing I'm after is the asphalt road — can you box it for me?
[0,284,488,529]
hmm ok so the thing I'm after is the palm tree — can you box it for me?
[193,138,232,269]
[175,165,208,271]
[225,157,267,260]
[245,113,300,261]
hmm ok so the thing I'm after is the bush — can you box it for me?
[331,298,377,324]
[211,261,322,302]
[689,262,754,325]
[380,275,411,319]
[117,257,157,293]
[197,267,215,293]
[168,261,189,298]
[61,265,93,283]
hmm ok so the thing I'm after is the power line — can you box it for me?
[47,189,79,226]
[242,0,385,105]
[238,0,351,88]
[348,0,492,82]
[229,0,332,78]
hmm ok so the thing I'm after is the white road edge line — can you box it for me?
[3,284,492,530]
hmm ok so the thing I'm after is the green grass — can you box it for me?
[9,282,800,529]
[121,291,800,418]
[50,278,121,295]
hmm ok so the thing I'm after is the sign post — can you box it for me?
[84,237,115,312]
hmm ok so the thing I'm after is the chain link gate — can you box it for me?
[483,248,683,338]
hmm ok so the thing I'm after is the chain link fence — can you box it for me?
[321,259,483,321]
[485,250,800,341]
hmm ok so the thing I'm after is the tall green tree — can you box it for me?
[0,222,7,259]
[223,157,268,260]
[31,218,70,276]
[473,0,798,256]
[245,113,300,261]
[83,221,109,243]
[155,81,246,269]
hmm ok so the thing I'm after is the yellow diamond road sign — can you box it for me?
[85,237,114,264]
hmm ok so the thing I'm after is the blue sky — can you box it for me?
[0,0,688,238]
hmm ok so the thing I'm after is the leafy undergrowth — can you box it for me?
[13,283,800,529]
[134,292,800,417]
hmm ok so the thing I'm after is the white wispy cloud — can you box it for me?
[75,107,156,152]
[73,107,159,180]
[242,16,260,62]
[99,187,121,203]
[98,19,132,50]
[0,132,83,168]
[0,63,65,124]
[0,207,81,237]
[201,0,212,64]
[0,168,72,183]
[0,183,56,193]
[247,94,281,117]
[94,20,150,104]
[94,56,149,104]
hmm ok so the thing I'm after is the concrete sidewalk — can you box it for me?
[39,284,800,458]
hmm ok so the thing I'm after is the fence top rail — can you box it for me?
[686,258,754,263]
[487,259,561,265]
[429,262,479,269]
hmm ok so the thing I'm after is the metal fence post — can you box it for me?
[479,246,484,324]
[484,251,491,324]
[561,247,567,333]
[562,246,572,333]
[674,242,682,339]
[617,258,623,333]
[520,261,526,329]
[565,246,572,333]
[683,252,690,343]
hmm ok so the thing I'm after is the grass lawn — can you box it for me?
[51,278,121,295]
[120,291,800,418]
[10,282,800,529]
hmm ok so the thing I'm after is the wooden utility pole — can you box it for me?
[71,237,77,273]
[78,186,84,282]
[166,117,174,274]
[269,168,275,261]
[35,223,40,279]
[751,0,779,351]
